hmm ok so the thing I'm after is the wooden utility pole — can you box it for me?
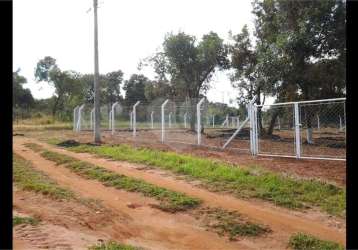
[93,0,101,143]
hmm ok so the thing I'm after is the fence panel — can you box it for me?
[257,104,296,157]
[164,99,198,145]
[299,100,346,159]
[134,103,162,143]
[201,104,250,152]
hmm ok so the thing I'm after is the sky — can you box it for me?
[13,0,257,107]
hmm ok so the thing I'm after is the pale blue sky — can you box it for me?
[13,0,257,107]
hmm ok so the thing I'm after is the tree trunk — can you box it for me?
[305,108,314,144]
[52,96,60,118]
[189,100,196,131]
[266,110,280,136]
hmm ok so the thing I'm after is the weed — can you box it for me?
[13,216,40,226]
[23,142,44,152]
[194,207,270,241]
[40,150,76,165]
[288,232,344,250]
[88,241,140,250]
[13,153,75,200]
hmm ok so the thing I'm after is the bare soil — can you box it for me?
[13,136,346,250]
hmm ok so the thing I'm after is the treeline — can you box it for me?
[13,0,345,128]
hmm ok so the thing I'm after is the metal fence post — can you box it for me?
[169,112,172,128]
[73,106,79,131]
[129,111,133,130]
[133,101,140,137]
[151,111,154,129]
[108,110,112,130]
[249,104,254,154]
[212,115,215,128]
[184,112,187,128]
[197,98,205,145]
[294,102,301,158]
[77,104,85,132]
[129,111,133,129]
[254,106,259,154]
[161,99,169,143]
[317,114,320,130]
[339,115,343,131]
[111,102,119,135]
[90,108,94,130]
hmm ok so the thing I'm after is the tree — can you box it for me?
[253,0,345,142]
[81,70,123,108]
[123,74,149,107]
[34,56,81,118]
[231,0,345,141]
[13,69,35,109]
[146,31,229,130]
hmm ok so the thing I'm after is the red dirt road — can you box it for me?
[14,137,346,248]
[14,138,263,250]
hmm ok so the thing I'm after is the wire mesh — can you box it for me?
[299,100,346,159]
[257,104,296,156]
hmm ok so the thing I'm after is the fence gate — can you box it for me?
[254,98,346,161]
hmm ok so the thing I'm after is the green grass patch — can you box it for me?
[63,143,345,217]
[88,241,140,250]
[37,150,201,212]
[23,142,44,152]
[289,232,344,250]
[13,153,75,200]
[13,216,40,226]
[194,207,270,241]
[40,150,76,165]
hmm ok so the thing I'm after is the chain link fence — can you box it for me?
[73,97,346,161]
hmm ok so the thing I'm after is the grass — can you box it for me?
[13,216,40,226]
[28,147,201,212]
[88,241,140,250]
[288,233,344,250]
[40,150,76,165]
[193,207,270,241]
[13,153,75,200]
[61,142,345,217]
[23,142,44,152]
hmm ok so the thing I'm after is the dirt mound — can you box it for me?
[57,140,80,147]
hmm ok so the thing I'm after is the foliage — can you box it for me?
[288,232,344,250]
[88,241,140,250]
[123,74,150,106]
[13,69,35,122]
[148,31,229,100]
[195,207,270,240]
[34,57,83,118]
[13,216,40,226]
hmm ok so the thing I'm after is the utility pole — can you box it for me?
[93,0,101,143]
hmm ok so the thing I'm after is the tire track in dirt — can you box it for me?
[13,209,101,250]
[14,138,268,250]
[15,137,345,246]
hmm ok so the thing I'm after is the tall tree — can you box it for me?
[34,56,81,118]
[231,0,345,140]
[123,74,149,107]
[13,69,35,110]
[146,31,229,130]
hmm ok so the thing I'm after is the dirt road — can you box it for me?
[13,136,346,249]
